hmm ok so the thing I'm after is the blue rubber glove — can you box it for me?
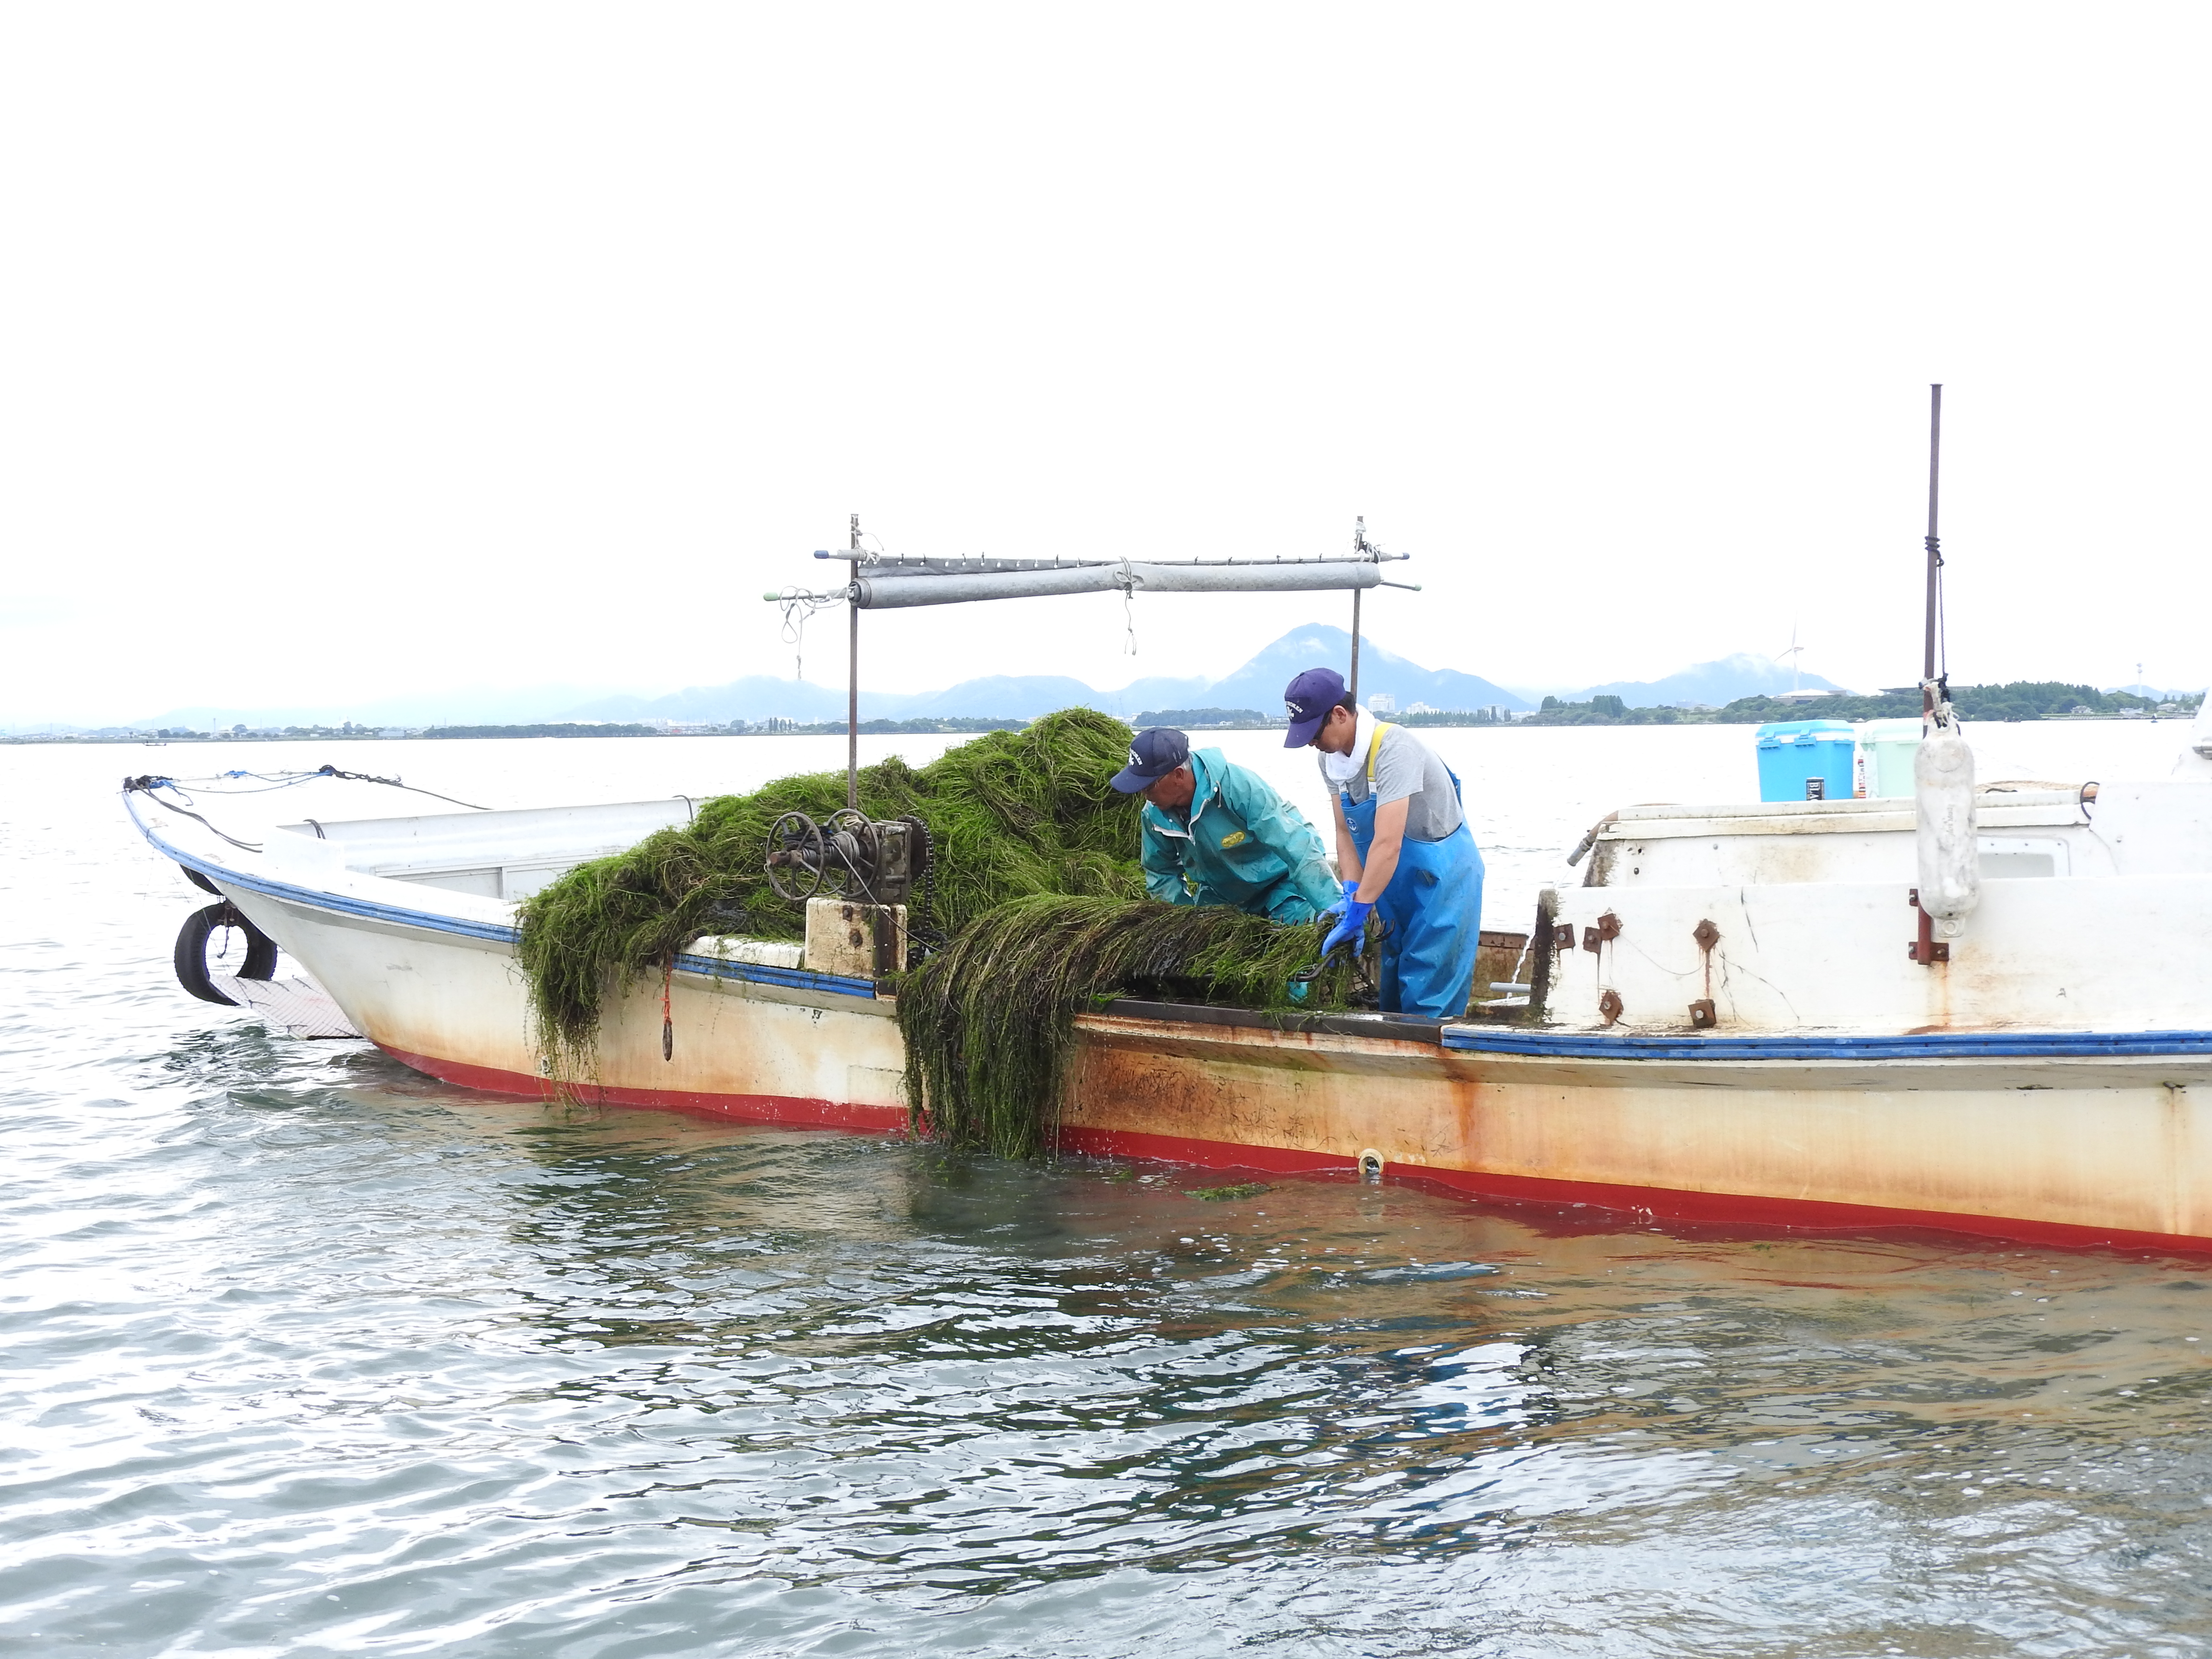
[1318,877,1359,923]
[1321,897,1372,958]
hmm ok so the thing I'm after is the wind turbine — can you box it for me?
[1778,623,1805,697]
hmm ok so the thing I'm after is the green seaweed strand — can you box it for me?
[894,894,1352,1161]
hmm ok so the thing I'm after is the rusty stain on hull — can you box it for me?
[1063,1011,2212,1243]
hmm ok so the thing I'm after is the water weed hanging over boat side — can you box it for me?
[896,894,1352,1160]
[514,709,1143,1076]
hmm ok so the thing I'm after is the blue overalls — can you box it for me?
[1340,722,1484,1020]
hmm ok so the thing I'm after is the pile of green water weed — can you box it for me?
[517,709,1143,1074]
[896,893,1356,1161]
[1188,1182,1272,1202]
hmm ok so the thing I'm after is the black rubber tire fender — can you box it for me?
[173,902,279,1005]
[181,865,220,895]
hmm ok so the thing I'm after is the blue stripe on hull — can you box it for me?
[1443,1027,2212,1061]
[118,797,2212,1052]
[132,816,880,1002]
[670,949,878,998]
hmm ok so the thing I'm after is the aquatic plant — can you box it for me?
[895,894,1353,1161]
[516,708,1144,1074]
[1187,1182,1271,1202]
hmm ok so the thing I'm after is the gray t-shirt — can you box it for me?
[1323,725,1464,842]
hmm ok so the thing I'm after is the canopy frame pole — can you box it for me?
[1349,588,1362,705]
[1914,386,1945,969]
[1923,385,1943,718]
[1349,516,1377,705]
[846,513,863,810]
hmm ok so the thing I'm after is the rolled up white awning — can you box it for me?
[850,558,1384,610]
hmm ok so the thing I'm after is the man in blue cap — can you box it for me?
[1111,726,1340,923]
[1282,666,1483,1019]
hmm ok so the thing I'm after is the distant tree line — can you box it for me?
[424,722,661,739]
[421,717,1028,737]
[1132,706,1527,731]
[13,682,2200,746]
[1130,708,1272,728]
[1396,708,1517,727]
[1523,683,2202,727]
[145,724,384,740]
[751,717,1025,735]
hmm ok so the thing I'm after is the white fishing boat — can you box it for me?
[123,689,2212,1252]
[121,444,2212,1252]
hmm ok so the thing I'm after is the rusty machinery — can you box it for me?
[764,810,932,972]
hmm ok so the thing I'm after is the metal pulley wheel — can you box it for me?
[824,808,875,893]
[765,811,828,901]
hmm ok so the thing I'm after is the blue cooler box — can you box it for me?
[1756,720,1855,802]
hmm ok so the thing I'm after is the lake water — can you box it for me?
[5,721,2209,1656]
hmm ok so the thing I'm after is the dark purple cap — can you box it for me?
[1282,667,1347,747]
[1110,726,1191,793]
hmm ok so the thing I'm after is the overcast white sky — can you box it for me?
[3,4,2207,725]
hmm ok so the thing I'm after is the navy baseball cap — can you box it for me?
[1282,667,1347,747]
[1110,727,1191,793]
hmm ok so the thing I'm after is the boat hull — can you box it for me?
[230,874,914,1132]
[1064,1011,2212,1251]
[199,857,2212,1254]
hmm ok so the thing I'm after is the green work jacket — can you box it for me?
[1140,748,1338,923]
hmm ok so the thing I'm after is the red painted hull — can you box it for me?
[384,1043,2212,1257]
[1061,1125,2210,1255]
[379,1044,911,1134]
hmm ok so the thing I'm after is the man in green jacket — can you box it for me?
[1110,727,1339,923]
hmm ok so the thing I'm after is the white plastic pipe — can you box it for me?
[850,559,1383,609]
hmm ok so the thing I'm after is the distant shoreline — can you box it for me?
[13,673,2197,744]
[9,707,2198,746]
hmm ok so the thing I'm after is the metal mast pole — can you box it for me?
[1923,385,1943,716]
[847,512,861,810]
[1913,386,1947,968]
[1348,516,1367,704]
[1349,591,1362,704]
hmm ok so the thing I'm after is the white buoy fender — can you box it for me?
[1915,712,1979,931]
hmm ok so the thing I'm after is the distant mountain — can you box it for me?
[1208,625,1531,714]
[104,631,1851,733]
[1090,674,1215,716]
[1561,654,1844,709]
[554,629,1526,723]
[570,677,879,724]
[132,683,631,731]
[560,673,1187,724]
[892,676,1107,721]
[2108,683,2208,701]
